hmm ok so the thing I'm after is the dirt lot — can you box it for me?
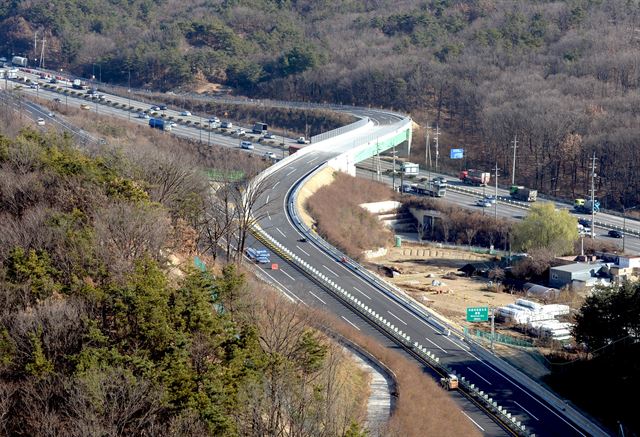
[367,243,552,379]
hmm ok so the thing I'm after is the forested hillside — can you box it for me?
[3,0,640,208]
[0,112,371,435]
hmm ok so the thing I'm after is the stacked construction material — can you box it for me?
[528,320,573,342]
[497,299,570,326]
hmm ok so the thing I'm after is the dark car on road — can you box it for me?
[608,230,623,238]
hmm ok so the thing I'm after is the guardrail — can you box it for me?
[311,117,370,143]
[245,160,533,436]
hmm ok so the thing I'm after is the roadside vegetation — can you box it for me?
[4,1,640,208]
[0,110,376,436]
[306,172,394,259]
[545,281,640,434]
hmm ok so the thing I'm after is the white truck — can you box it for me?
[401,162,419,176]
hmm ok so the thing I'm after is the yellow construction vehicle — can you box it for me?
[440,374,459,390]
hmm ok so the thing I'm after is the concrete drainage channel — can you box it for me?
[251,167,534,437]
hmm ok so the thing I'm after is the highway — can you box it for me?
[1,71,613,436]
[357,157,640,254]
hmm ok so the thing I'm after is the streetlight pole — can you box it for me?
[494,163,499,220]
[590,152,597,239]
[511,134,518,186]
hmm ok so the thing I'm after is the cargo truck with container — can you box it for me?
[11,56,28,67]
[509,185,538,202]
[149,118,172,131]
[574,198,600,214]
[414,177,447,197]
[459,169,490,186]
[401,162,419,176]
[252,122,268,134]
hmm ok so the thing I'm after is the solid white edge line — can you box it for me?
[276,227,287,238]
[266,195,270,204]
[514,400,540,421]
[425,337,448,354]
[387,310,407,326]
[279,268,296,281]
[255,264,301,304]
[466,366,493,386]
[308,290,326,305]
[341,316,361,331]
[273,181,280,189]
[461,411,485,432]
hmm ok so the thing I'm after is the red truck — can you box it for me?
[459,169,490,186]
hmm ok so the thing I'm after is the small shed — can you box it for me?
[524,283,560,301]
[549,263,606,289]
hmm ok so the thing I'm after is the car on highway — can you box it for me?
[476,199,492,207]
[240,141,254,150]
[263,132,276,139]
[80,103,91,110]
[150,105,160,111]
[29,83,39,89]
[36,118,45,126]
[208,116,220,123]
[221,121,233,129]
[263,151,276,160]
[168,122,177,128]
[159,104,168,110]
[137,112,150,119]
[53,97,61,103]
[578,218,592,227]
[236,128,246,135]
[180,110,191,116]
[608,229,623,238]
[47,112,54,117]
[297,136,310,144]
[49,78,57,84]
[484,195,497,204]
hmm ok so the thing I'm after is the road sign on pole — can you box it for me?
[450,148,464,159]
[466,306,489,322]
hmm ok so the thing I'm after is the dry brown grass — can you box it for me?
[311,310,483,437]
[306,172,395,258]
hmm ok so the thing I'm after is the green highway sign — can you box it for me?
[466,306,489,322]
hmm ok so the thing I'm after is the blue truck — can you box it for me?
[149,118,172,131]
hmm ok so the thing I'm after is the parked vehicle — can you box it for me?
[149,118,172,131]
[252,121,268,134]
[459,169,490,186]
[297,136,310,144]
[608,229,623,238]
[574,198,600,214]
[510,185,538,202]
[240,140,254,150]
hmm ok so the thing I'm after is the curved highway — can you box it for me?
[2,73,613,436]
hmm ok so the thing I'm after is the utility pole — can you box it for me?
[33,31,38,65]
[375,141,381,182]
[494,163,499,220]
[425,124,431,168]
[434,124,440,173]
[511,134,518,185]
[127,69,131,121]
[590,152,596,239]
[490,308,495,352]
[39,35,45,69]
